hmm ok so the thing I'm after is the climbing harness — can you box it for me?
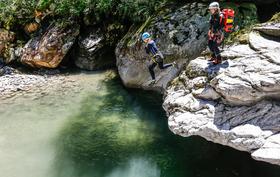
[151,53,162,64]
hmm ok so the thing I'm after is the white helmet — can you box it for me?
[209,2,219,9]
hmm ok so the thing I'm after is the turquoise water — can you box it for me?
[1,69,280,177]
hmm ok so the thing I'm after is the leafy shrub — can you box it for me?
[0,0,165,23]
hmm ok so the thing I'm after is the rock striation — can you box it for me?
[20,18,79,68]
[163,20,280,165]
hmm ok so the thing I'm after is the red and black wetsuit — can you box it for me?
[208,11,224,61]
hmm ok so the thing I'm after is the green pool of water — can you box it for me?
[0,69,280,177]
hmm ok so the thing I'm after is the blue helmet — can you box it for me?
[141,32,150,40]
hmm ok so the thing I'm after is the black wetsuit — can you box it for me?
[208,12,224,60]
[145,40,172,80]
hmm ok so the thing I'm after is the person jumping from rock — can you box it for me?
[142,32,178,85]
[208,2,224,65]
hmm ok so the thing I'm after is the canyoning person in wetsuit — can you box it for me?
[142,32,178,85]
[208,2,224,65]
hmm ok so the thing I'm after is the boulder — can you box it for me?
[252,134,280,165]
[75,25,120,70]
[0,67,5,76]
[163,21,280,165]
[20,18,80,68]
[253,12,280,36]
[253,22,280,36]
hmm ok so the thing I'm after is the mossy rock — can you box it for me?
[239,34,250,44]
[167,77,180,88]
[224,28,254,45]
[268,12,280,23]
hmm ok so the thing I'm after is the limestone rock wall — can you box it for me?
[163,20,280,165]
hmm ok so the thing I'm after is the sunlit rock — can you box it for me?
[163,18,280,165]
[252,134,280,165]
[253,12,280,36]
[24,22,39,36]
[20,18,80,68]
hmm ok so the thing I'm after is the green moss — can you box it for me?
[173,77,180,84]
[166,82,171,89]
[223,28,256,46]
[185,65,193,76]
[166,77,180,88]
[163,15,169,20]
[4,48,11,61]
[239,34,249,44]
[3,15,16,30]
[268,12,280,23]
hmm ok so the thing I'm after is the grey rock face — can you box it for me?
[252,134,280,165]
[75,29,115,70]
[5,46,23,64]
[0,67,5,76]
[163,24,280,165]
[115,1,260,93]
[115,2,210,93]
[253,22,280,36]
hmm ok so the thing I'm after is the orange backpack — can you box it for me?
[222,9,235,32]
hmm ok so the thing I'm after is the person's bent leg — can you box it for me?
[149,62,157,80]
[158,61,172,69]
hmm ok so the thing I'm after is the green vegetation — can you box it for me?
[0,0,165,23]
[241,11,259,29]
[268,12,280,23]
